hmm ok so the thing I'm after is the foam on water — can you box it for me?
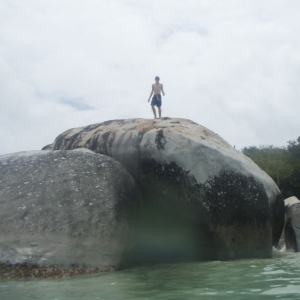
[1,250,300,300]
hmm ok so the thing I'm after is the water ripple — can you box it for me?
[1,252,300,299]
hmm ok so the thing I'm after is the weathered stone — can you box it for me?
[285,196,300,207]
[0,149,139,278]
[284,197,300,252]
[44,118,284,261]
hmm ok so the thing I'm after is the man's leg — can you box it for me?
[151,105,157,119]
[158,106,161,118]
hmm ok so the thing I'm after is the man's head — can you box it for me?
[155,76,160,82]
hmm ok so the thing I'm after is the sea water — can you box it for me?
[1,250,300,300]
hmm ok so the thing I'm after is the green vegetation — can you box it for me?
[242,137,300,199]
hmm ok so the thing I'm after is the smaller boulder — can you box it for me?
[284,197,300,252]
[0,150,139,278]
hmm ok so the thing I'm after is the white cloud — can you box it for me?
[1,0,300,154]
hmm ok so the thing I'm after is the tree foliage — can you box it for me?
[242,137,300,199]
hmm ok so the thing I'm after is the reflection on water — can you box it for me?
[1,251,300,300]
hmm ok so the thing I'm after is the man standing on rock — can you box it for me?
[148,76,165,119]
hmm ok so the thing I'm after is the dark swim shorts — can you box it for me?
[151,94,162,107]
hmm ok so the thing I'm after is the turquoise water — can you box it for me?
[1,251,300,300]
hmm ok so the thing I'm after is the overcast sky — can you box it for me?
[1,0,300,154]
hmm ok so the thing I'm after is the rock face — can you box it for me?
[44,118,284,261]
[0,149,139,277]
[284,197,300,252]
[284,196,300,207]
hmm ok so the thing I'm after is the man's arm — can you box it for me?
[148,85,154,102]
[161,84,165,96]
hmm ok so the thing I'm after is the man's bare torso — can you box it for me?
[152,83,163,95]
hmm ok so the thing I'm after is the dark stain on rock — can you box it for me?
[123,157,278,264]
[203,130,209,137]
[42,144,52,150]
[0,262,118,279]
[52,131,82,150]
[87,134,100,152]
[115,132,127,148]
[107,132,116,152]
[123,158,214,263]
[66,132,83,150]
[85,124,100,132]
[155,130,167,150]
[204,170,270,227]
[272,193,285,247]
[52,133,67,150]
[101,120,117,127]
[99,131,111,155]
[140,159,270,228]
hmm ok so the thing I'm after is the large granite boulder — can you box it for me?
[0,149,139,278]
[44,118,284,261]
[284,196,300,252]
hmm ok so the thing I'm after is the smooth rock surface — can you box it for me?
[0,150,139,277]
[44,118,285,261]
[284,196,300,207]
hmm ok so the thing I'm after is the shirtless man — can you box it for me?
[147,76,165,119]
